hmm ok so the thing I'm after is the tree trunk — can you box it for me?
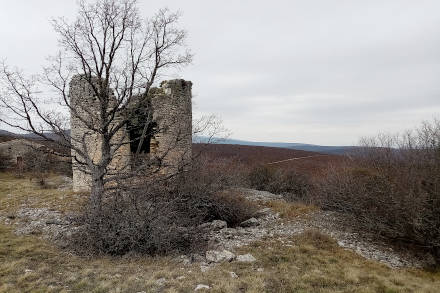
[90,170,105,213]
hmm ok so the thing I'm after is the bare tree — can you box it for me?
[0,0,192,211]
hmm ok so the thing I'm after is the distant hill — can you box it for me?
[0,130,19,143]
[0,130,70,141]
[0,130,356,155]
[0,130,18,137]
[194,137,357,155]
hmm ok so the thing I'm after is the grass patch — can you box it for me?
[2,223,439,292]
[206,231,440,293]
[264,200,318,220]
[0,172,86,215]
[0,223,197,292]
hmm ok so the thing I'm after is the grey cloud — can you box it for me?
[1,0,439,144]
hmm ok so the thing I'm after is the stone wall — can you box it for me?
[69,75,131,192]
[150,79,193,173]
[0,139,44,165]
[70,76,192,192]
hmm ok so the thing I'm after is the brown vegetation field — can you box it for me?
[193,143,344,177]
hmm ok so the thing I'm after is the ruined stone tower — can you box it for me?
[150,80,193,171]
[69,76,192,192]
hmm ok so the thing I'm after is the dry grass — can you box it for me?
[0,172,86,214]
[264,200,318,220]
[1,172,440,292]
[1,222,439,292]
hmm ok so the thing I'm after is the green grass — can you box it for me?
[1,172,439,292]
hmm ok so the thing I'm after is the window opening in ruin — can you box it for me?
[126,97,157,154]
[128,121,157,154]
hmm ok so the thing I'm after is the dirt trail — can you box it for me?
[266,154,328,165]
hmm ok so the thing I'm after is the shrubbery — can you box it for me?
[69,118,440,263]
[247,119,440,263]
[72,184,205,256]
[21,149,71,187]
[71,157,256,256]
[315,119,440,262]
[248,165,312,202]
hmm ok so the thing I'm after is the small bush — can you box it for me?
[248,165,313,202]
[273,170,312,202]
[248,165,276,191]
[199,190,258,226]
[72,187,204,256]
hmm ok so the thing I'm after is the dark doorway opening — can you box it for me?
[129,122,157,154]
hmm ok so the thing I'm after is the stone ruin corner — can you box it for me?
[69,76,192,192]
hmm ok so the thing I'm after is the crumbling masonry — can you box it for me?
[70,76,192,192]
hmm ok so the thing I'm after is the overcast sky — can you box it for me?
[1,0,439,145]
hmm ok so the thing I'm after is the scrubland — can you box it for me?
[1,172,440,292]
[1,120,440,292]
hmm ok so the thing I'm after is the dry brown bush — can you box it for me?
[70,157,256,256]
[204,190,258,226]
[71,185,205,256]
[21,149,71,187]
[248,165,313,202]
[314,119,440,262]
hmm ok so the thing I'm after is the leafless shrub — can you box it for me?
[248,165,313,202]
[201,190,258,227]
[195,154,247,187]
[22,149,52,187]
[70,156,256,256]
[71,185,205,256]
[20,148,71,187]
[315,119,440,262]
[248,165,276,191]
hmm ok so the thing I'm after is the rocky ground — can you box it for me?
[0,187,435,272]
[182,188,435,270]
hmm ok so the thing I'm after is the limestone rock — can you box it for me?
[195,284,210,291]
[240,217,260,227]
[155,278,166,286]
[205,250,235,263]
[211,220,227,230]
[230,271,238,278]
[200,263,211,273]
[236,254,256,263]
[255,208,272,218]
